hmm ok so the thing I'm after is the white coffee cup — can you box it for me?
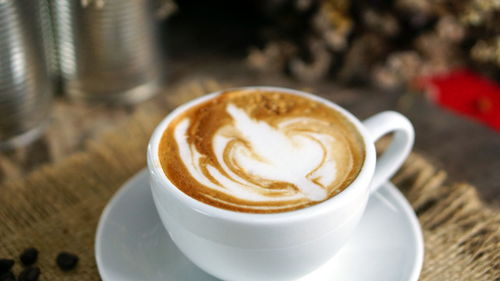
[147,87,414,281]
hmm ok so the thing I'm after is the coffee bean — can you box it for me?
[19,249,38,266]
[0,271,16,281]
[18,267,39,281]
[56,252,78,271]
[0,259,14,273]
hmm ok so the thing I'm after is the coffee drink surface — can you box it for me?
[159,89,365,213]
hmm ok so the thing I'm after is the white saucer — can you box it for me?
[96,170,423,281]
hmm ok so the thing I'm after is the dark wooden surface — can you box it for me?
[1,55,499,205]
[166,54,500,205]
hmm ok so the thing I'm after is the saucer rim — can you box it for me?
[95,169,424,281]
[384,181,424,281]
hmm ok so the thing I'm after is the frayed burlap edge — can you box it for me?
[0,79,498,281]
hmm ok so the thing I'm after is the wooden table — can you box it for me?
[171,57,500,205]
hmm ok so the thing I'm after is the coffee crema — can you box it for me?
[159,89,365,213]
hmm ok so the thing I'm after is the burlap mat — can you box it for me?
[0,80,498,281]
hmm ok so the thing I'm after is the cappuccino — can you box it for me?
[159,89,365,213]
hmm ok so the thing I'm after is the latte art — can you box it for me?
[159,90,365,213]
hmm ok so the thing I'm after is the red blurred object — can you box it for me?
[419,69,500,131]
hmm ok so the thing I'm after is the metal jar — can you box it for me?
[0,0,54,149]
[51,0,164,104]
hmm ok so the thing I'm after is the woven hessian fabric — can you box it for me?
[0,80,498,280]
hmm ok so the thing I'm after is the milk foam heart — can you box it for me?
[159,89,365,213]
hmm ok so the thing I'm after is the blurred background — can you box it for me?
[0,0,499,203]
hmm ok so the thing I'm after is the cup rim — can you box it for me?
[147,86,376,224]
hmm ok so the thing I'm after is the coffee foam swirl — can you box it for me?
[160,90,365,213]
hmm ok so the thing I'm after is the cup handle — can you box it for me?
[362,111,414,193]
